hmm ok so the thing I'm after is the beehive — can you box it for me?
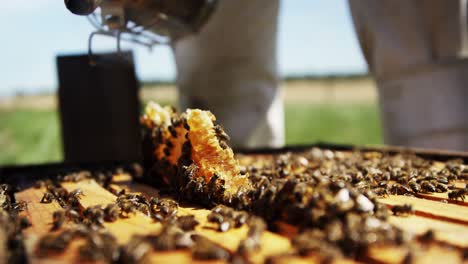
[1,145,467,263]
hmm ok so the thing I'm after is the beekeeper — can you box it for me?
[349,1,468,151]
[175,0,468,151]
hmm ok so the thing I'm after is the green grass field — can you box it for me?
[0,110,62,165]
[285,103,382,146]
[0,103,382,166]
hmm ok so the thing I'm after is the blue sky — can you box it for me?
[0,1,367,96]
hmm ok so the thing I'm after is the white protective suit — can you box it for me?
[349,0,468,151]
[174,0,468,151]
[173,0,283,149]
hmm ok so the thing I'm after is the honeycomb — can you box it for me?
[141,102,186,166]
[141,102,251,198]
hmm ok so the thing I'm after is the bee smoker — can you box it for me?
[64,0,218,55]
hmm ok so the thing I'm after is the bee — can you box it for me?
[66,209,81,223]
[373,187,389,197]
[207,212,223,223]
[214,124,230,142]
[182,176,205,201]
[37,229,75,256]
[100,233,120,262]
[72,170,92,182]
[184,163,200,180]
[49,187,68,207]
[208,206,237,232]
[247,217,266,240]
[436,176,449,184]
[435,183,448,192]
[212,205,233,216]
[388,183,412,195]
[51,210,65,231]
[445,159,464,175]
[119,201,137,217]
[68,189,85,199]
[191,234,231,260]
[12,201,28,212]
[0,194,11,211]
[78,232,115,261]
[37,234,67,254]
[129,163,144,178]
[137,195,150,206]
[78,241,103,261]
[156,198,178,219]
[83,206,104,226]
[447,184,457,190]
[136,203,150,216]
[79,232,104,261]
[104,203,120,222]
[117,193,135,202]
[420,181,436,193]
[149,225,180,250]
[236,219,266,255]
[218,220,232,232]
[448,188,467,201]
[219,141,229,150]
[117,236,153,263]
[418,229,435,243]
[57,229,75,244]
[61,173,73,182]
[119,193,148,206]
[396,176,408,184]
[236,237,259,256]
[71,224,89,238]
[391,204,414,216]
[114,188,127,196]
[53,187,68,199]
[176,215,199,231]
[149,196,160,207]
[234,212,249,228]
[173,225,197,249]
[439,168,457,180]
[95,172,113,189]
[377,181,388,188]
[17,216,32,230]
[373,203,390,220]
[67,196,81,209]
[292,230,341,258]
[421,175,437,182]
[0,183,8,191]
[408,181,421,193]
[34,180,46,189]
[40,192,55,203]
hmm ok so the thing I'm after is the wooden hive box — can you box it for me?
[1,144,467,264]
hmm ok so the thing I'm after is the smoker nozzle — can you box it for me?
[65,0,102,16]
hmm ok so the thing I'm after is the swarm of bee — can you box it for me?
[0,184,29,263]
[141,102,251,203]
[2,101,467,262]
[141,102,468,259]
[24,165,264,262]
[35,182,255,263]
